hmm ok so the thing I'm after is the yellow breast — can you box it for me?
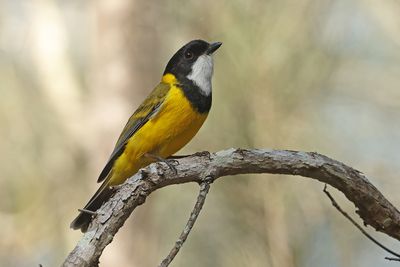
[109,84,208,185]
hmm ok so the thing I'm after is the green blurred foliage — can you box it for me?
[1,0,400,266]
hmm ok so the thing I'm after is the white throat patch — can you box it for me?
[187,55,214,96]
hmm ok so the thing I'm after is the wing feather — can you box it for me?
[97,82,170,182]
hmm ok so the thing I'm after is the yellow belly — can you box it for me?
[109,86,208,185]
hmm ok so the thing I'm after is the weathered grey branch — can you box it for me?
[159,181,211,267]
[323,184,400,260]
[62,148,400,267]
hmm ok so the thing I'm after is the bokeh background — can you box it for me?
[1,0,400,266]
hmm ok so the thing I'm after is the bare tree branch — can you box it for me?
[385,257,400,262]
[323,184,400,261]
[159,181,211,267]
[62,148,400,267]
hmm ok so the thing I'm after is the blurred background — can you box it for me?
[1,0,400,266]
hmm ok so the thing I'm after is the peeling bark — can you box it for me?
[62,148,400,267]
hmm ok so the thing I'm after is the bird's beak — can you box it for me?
[207,42,222,55]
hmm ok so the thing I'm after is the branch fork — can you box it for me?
[62,148,400,267]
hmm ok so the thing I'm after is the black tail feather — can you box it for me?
[70,183,114,232]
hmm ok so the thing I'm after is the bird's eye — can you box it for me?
[184,51,193,59]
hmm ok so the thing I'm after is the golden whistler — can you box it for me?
[71,40,222,232]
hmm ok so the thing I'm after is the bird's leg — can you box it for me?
[145,153,178,174]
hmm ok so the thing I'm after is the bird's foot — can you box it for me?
[168,154,189,159]
[145,153,178,174]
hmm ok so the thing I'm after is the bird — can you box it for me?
[70,39,222,232]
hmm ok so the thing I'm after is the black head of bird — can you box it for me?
[164,40,222,96]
